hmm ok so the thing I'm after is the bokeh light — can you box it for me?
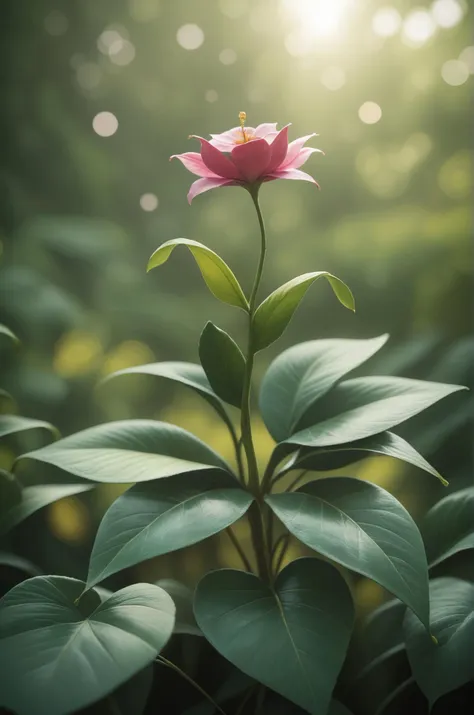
[92,111,118,137]
[459,46,474,73]
[109,39,136,66]
[280,0,353,39]
[358,101,382,124]
[402,9,437,46]
[372,7,402,37]
[176,24,204,50]
[205,89,218,103]
[139,193,159,211]
[441,59,469,86]
[219,48,237,65]
[431,0,464,28]
[321,66,346,91]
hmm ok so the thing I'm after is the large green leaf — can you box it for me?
[147,238,248,311]
[260,335,389,441]
[194,558,354,714]
[0,414,58,440]
[0,576,175,715]
[252,272,355,352]
[19,420,231,484]
[404,577,474,706]
[287,431,446,485]
[423,487,474,568]
[199,322,245,408]
[286,376,466,448]
[101,361,234,430]
[267,478,430,627]
[0,483,94,535]
[87,470,252,588]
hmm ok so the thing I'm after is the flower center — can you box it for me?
[235,111,256,144]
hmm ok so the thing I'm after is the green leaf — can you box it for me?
[155,579,201,636]
[0,483,94,535]
[19,419,231,484]
[199,322,245,408]
[0,470,22,515]
[252,272,355,352]
[147,238,248,311]
[0,552,42,577]
[286,376,466,448]
[404,577,474,706]
[289,431,446,485]
[101,361,231,425]
[260,335,389,442]
[267,478,430,628]
[0,576,175,715]
[87,470,252,588]
[84,665,154,715]
[423,487,474,568]
[354,599,406,680]
[0,323,19,345]
[0,414,58,440]
[194,558,354,714]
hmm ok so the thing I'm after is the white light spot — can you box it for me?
[98,29,123,54]
[76,63,102,90]
[459,46,474,74]
[219,0,248,18]
[280,0,353,39]
[219,48,237,65]
[205,89,218,103]
[441,59,469,86]
[321,66,346,90]
[431,0,464,28]
[92,112,118,137]
[176,24,204,50]
[402,9,436,46]
[358,101,382,124]
[372,7,402,37]
[109,39,136,66]
[140,194,159,211]
[44,11,68,36]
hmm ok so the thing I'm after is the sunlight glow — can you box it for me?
[431,0,464,28]
[281,0,353,40]
[402,9,437,46]
[359,102,382,125]
[176,24,204,50]
[372,7,402,37]
[441,59,469,86]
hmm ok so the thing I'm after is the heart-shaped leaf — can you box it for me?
[0,483,94,535]
[87,470,253,587]
[252,272,355,352]
[287,431,446,485]
[0,414,58,440]
[423,487,474,568]
[260,335,389,441]
[19,420,231,484]
[199,322,245,408]
[404,577,474,706]
[194,558,354,714]
[287,376,466,448]
[147,238,248,311]
[0,576,175,715]
[267,478,430,628]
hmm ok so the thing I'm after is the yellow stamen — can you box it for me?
[239,111,247,142]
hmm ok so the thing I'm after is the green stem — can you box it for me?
[226,526,253,572]
[156,656,228,715]
[240,186,271,582]
[274,533,291,574]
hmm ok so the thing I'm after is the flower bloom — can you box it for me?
[171,112,323,203]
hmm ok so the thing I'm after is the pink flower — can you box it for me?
[171,112,323,203]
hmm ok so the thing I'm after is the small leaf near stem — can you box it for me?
[156,656,228,715]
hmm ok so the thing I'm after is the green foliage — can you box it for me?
[252,272,355,351]
[0,576,175,715]
[194,558,354,715]
[199,322,245,407]
[0,414,58,440]
[422,487,474,567]
[267,478,430,627]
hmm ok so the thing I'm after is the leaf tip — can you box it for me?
[439,475,449,487]
[431,634,438,646]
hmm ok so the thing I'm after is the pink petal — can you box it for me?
[193,136,242,180]
[231,138,272,182]
[254,123,278,138]
[266,125,290,173]
[209,126,256,151]
[187,177,236,204]
[171,152,220,178]
[280,133,319,169]
[268,168,320,188]
[282,147,322,171]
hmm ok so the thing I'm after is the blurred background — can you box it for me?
[1,0,472,620]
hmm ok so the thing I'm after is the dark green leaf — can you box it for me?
[0,576,175,715]
[19,419,231,484]
[0,414,58,440]
[267,478,430,628]
[0,552,42,577]
[354,599,406,680]
[423,487,474,568]
[287,376,466,448]
[84,665,154,715]
[260,335,388,441]
[194,558,354,714]
[0,470,22,514]
[147,238,249,310]
[0,483,94,535]
[87,470,252,587]
[404,577,474,706]
[155,579,201,636]
[199,322,245,408]
[0,323,19,344]
[252,272,355,352]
